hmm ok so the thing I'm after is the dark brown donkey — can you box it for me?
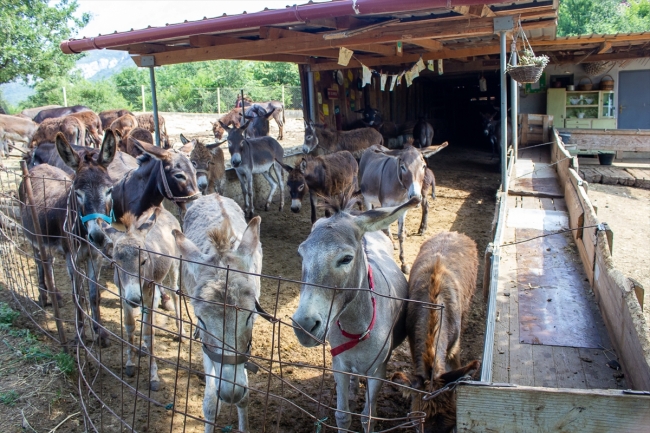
[19,132,117,347]
[392,231,479,433]
[277,150,358,224]
[110,139,200,221]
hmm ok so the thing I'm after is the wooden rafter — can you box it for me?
[452,4,496,18]
[411,39,444,51]
[598,42,612,54]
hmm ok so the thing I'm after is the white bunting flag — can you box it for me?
[389,75,397,91]
[362,64,372,87]
[416,57,425,72]
[380,73,388,91]
[338,47,354,66]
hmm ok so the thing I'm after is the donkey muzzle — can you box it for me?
[231,153,242,167]
[302,145,311,154]
[290,199,302,213]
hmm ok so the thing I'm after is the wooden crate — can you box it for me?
[519,114,553,146]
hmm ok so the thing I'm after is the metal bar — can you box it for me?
[149,66,161,147]
[499,30,508,192]
[510,48,519,162]
[307,69,316,122]
[141,85,146,112]
[217,87,221,115]
[19,160,68,350]
[62,87,68,106]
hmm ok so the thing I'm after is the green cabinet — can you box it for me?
[547,89,617,129]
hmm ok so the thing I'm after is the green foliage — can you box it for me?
[620,0,650,32]
[54,351,75,376]
[0,302,19,326]
[0,390,19,406]
[0,0,89,85]
[558,0,650,36]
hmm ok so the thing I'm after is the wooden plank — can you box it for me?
[457,385,650,433]
[520,114,529,146]
[532,345,558,388]
[539,198,556,211]
[562,129,650,152]
[492,226,516,383]
[580,167,602,183]
[553,346,588,388]
[626,168,650,189]
[410,39,443,51]
[553,198,568,212]
[578,347,621,390]
[597,41,612,54]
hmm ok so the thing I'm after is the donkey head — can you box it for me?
[58,130,116,248]
[277,158,309,213]
[219,120,250,168]
[101,209,159,308]
[173,216,261,404]
[190,139,226,194]
[131,138,200,205]
[292,194,420,347]
[302,120,319,154]
[480,112,498,137]
[391,360,480,433]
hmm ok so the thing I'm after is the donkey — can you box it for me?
[302,120,383,159]
[101,208,184,391]
[33,105,91,123]
[99,109,133,130]
[69,111,103,147]
[243,105,276,138]
[212,108,243,140]
[413,118,434,148]
[392,231,480,433]
[136,113,170,148]
[30,116,87,148]
[218,121,284,219]
[359,143,448,273]
[110,139,200,222]
[110,113,139,140]
[180,134,226,195]
[277,150,358,224]
[173,194,263,433]
[480,111,512,159]
[19,131,116,347]
[292,193,421,432]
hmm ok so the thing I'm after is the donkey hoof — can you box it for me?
[402,264,411,274]
[96,329,111,348]
[150,380,161,391]
[125,365,136,377]
[196,372,206,384]
[265,203,271,211]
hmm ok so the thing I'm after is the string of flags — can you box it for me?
[338,46,442,90]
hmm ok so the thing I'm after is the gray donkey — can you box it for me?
[19,131,116,347]
[101,207,184,391]
[359,143,447,273]
[218,120,284,219]
[173,194,263,433]
[292,193,420,432]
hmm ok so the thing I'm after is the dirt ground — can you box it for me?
[0,116,500,432]
[587,184,650,329]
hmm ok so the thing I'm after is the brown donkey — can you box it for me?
[19,131,117,347]
[392,231,480,433]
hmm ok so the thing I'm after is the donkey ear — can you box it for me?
[99,220,123,244]
[419,142,448,158]
[276,158,293,172]
[438,360,481,385]
[173,229,210,264]
[137,207,159,235]
[180,133,189,145]
[218,120,231,132]
[132,138,171,161]
[264,107,276,119]
[97,130,117,168]
[240,120,251,131]
[55,132,81,171]
[391,371,425,392]
[236,216,261,260]
[354,197,420,234]
[299,159,307,174]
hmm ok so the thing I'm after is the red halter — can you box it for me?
[330,265,377,357]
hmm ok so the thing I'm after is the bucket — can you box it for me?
[558,132,572,144]
[598,152,615,166]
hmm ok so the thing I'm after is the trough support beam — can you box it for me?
[510,47,518,163]
[142,56,161,147]
[494,16,513,192]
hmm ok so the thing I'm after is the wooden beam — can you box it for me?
[457,385,650,433]
[127,43,171,54]
[411,39,444,51]
[454,4,499,17]
[188,35,249,48]
[598,41,612,54]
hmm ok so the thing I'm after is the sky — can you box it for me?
[75,0,328,38]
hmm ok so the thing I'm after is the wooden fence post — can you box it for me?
[217,88,221,115]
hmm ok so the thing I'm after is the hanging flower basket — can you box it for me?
[505,21,549,84]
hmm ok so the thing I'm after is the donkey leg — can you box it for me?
[361,364,387,433]
[168,262,187,341]
[247,173,255,218]
[236,390,250,432]
[236,170,250,218]
[398,214,410,274]
[202,357,221,433]
[273,162,284,211]
[87,253,110,347]
[123,302,138,377]
[65,253,86,344]
[143,283,160,391]
[418,194,429,235]
[262,170,278,212]
[348,374,360,402]
[34,246,49,307]
[333,371,352,431]
[310,192,318,225]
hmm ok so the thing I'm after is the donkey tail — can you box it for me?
[429,255,445,305]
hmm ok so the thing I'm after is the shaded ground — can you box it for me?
[0,139,499,432]
[588,184,650,329]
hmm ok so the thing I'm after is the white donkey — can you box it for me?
[102,207,184,391]
[292,194,421,432]
[173,194,263,433]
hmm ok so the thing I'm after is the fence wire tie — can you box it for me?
[314,416,328,433]
[422,375,472,401]
[514,156,573,179]
[500,224,602,247]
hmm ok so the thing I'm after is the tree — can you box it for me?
[620,0,650,32]
[0,0,89,85]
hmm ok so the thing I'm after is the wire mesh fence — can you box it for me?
[115,86,303,114]
[0,161,449,433]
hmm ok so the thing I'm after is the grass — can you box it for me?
[0,390,19,406]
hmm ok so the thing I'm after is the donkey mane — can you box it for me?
[121,212,137,231]
[318,189,360,215]
[206,219,234,256]
[422,257,445,377]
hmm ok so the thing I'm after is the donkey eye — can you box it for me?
[141,258,147,266]
[297,184,305,191]
[191,161,197,168]
[105,187,113,196]
[306,135,313,140]
[337,255,353,266]
[401,165,407,172]
[174,173,187,181]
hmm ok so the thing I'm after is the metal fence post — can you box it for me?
[217,88,221,115]
[20,161,68,351]
[510,43,519,163]
[62,86,67,106]
[141,85,146,112]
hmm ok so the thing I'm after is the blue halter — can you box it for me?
[80,208,115,225]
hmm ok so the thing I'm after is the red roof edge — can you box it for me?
[60,0,507,55]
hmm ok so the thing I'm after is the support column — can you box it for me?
[141,55,161,147]
[307,69,316,123]
[494,16,514,193]
[510,47,519,163]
